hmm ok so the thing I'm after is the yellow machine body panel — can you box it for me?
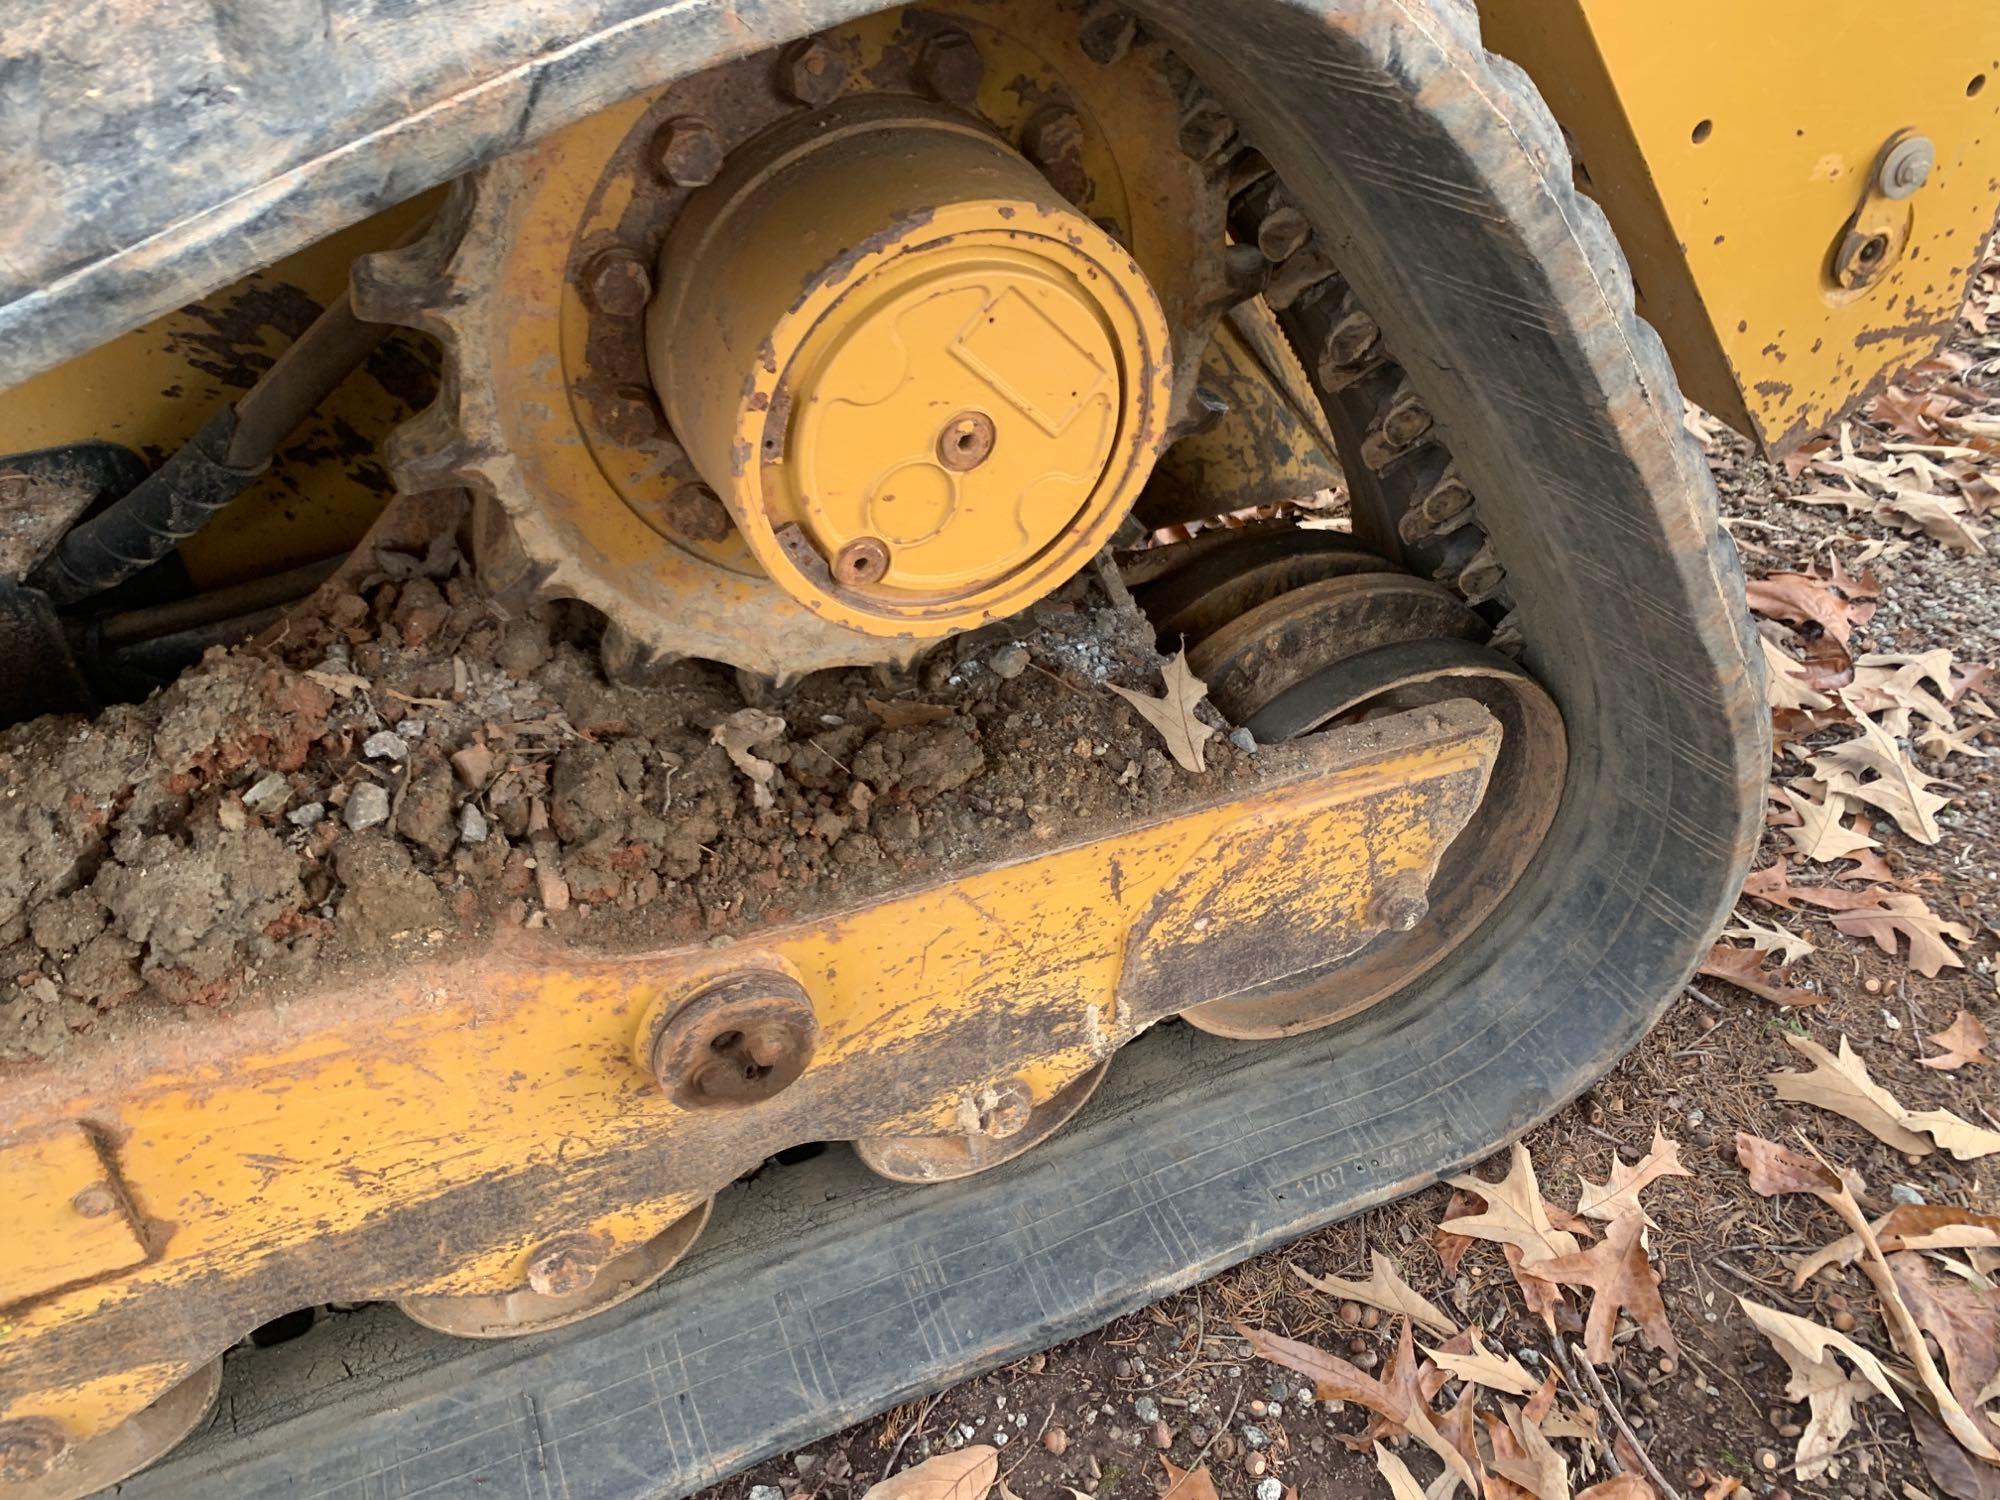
[1479,0,2000,453]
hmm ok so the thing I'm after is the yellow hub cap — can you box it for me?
[647,97,1173,637]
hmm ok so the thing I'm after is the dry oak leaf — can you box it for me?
[1920,1009,1994,1070]
[861,1445,998,1500]
[1159,1457,1223,1500]
[1490,1401,1572,1500]
[1830,891,1972,977]
[710,707,786,811]
[1434,1188,1483,1277]
[1804,1162,2000,1463]
[1575,1481,1657,1500]
[1517,1210,1679,1366]
[1760,635,1835,713]
[1238,1320,1477,1493]
[1744,572,1870,647]
[1735,1131,1864,1200]
[1442,1144,1581,1266]
[1738,1296,1900,1480]
[1770,1033,2000,1159]
[1294,1251,1457,1338]
[1887,1250,2000,1455]
[1793,1204,2000,1290]
[1777,786,1881,865]
[1575,1128,1693,1228]
[1721,912,1815,967]
[1806,710,1950,844]
[1697,944,1822,1008]
[1108,649,1215,773]
[1421,1325,1539,1397]
[1739,861,1893,912]
[1374,1440,1455,1500]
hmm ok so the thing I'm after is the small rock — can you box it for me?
[1134,1395,1159,1423]
[1152,1421,1173,1450]
[395,717,425,738]
[1043,1428,1068,1456]
[451,743,494,789]
[1242,1424,1270,1450]
[216,797,248,831]
[458,802,489,845]
[363,730,408,762]
[793,1454,816,1475]
[995,1432,1008,1448]
[749,1487,782,1500]
[1891,1182,1927,1206]
[989,643,1031,679]
[344,782,391,830]
[1228,726,1257,754]
[1258,1480,1284,1500]
[287,801,326,829]
[242,771,291,812]
[1114,1359,1133,1379]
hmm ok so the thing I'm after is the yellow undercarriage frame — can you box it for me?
[0,703,1497,1451]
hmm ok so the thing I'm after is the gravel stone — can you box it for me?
[286,801,325,828]
[344,782,390,830]
[458,802,489,845]
[362,730,407,762]
[241,771,290,811]
[1229,726,1258,754]
[1258,1481,1285,1500]
[1890,1182,1927,1206]
[989,643,1031,679]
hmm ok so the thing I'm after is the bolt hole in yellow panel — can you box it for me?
[1477,0,2000,452]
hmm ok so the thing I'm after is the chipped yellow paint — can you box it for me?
[0,1125,146,1305]
[0,703,1498,1443]
[1479,0,2000,452]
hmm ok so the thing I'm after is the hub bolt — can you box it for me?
[781,37,846,106]
[1878,134,1935,199]
[916,29,985,109]
[1178,98,1236,162]
[1023,105,1088,203]
[833,536,891,586]
[936,411,997,472]
[650,971,818,1109]
[0,1419,66,1482]
[598,384,665,445]
[652,116,724,187]
[1078,2,1138,65]
[526,1233,610,1297]
[665,481,734,542]
[71,1183,117,1218]
[583,249,653,317]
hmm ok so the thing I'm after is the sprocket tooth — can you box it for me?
[351,180,477,331]
[382,393,483,494]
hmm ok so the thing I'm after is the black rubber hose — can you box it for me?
[29,291,387,607]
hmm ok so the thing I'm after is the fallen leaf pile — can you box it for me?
[1735,1130,2000,1488]
[1242,1135,1702,1500]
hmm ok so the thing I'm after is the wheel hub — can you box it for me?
[648,99,1172,635]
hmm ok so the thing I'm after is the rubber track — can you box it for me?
[122,0,1768,1494]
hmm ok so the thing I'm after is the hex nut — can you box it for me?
[583,250,653,317]
[1879,134,1935,199]
[652,116,724,188]
[781,37,846,106]
[916,29,985,109]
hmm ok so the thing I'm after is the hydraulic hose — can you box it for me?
[29,291,388,607]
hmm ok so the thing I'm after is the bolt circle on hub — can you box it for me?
[647,96,1174,639]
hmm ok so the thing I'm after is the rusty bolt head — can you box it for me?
[1256,205,1312,264]
[1372,877,1430,934]
[582,249,653,318]
[781,37,847,106]
[936,411,996,472]
[651,970,818,1109]
[1178,98,1236,162]
[70,1184,117,1219]
[652,116,724,188]
[664,481,733,543]
[916,29,985,109]
[0,1419,67,1482]
[1078,2,1138,65]
[833,536,891,586]
[596,384,665,446]
[526,1233,609,1298]
[977,1079,1035,1139]
[1023,105,1089,203]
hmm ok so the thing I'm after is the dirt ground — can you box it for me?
[694,280,2000,1499]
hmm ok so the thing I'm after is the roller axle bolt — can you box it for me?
[652,116,724,188]
[977,1079,1036,1139]
[651,971,818,1109]
[0,1420,66,1482]
[937,411,997,471]
[1372,876,1430,933]
[526,1233,609,1297]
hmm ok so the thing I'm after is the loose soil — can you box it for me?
[693,290,2000,1497]
[1,557,1264,1061]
